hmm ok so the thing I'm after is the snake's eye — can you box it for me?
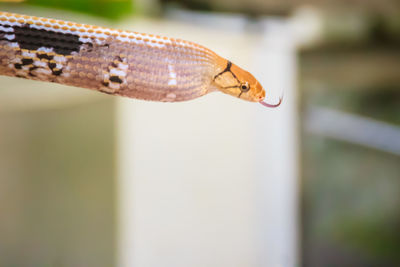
[240,82,250,92]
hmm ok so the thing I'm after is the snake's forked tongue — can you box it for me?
[259,96,283,108]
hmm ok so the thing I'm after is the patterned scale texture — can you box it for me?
[0,11,220,102]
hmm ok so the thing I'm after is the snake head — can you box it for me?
[213,58,266,102]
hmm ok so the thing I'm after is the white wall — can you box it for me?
[117,14,299,267]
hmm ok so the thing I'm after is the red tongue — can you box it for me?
[259,96,283,108]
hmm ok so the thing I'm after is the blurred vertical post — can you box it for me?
[117,14,298,267]
[252,19,299,267]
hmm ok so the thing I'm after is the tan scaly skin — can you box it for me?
[0,11,281,107]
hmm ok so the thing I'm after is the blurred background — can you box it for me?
[0,0,399,266]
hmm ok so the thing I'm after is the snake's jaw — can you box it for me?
[253,82,266,102]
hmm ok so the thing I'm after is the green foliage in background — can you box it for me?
[26,0,134,20]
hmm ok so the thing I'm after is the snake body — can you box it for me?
[0,11,277,105]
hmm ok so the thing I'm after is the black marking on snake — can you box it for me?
[0,23,93,56]
[11,24,82,55]
[37,53,54,60]
[110,76,123,84]
[86,42,93,52]
[213,61,232,81]
[14,63,22,69]
[110,55,123,68]
[213,61,240,84]
[21,58,33,65]
[52,69,62,76]
[48,62,57,69]
[47,60,63,76]
[223,85,239,89]
[102,81,110,87]
[0,38,13,42]
[28,66,38,77]
[80,42,93,53]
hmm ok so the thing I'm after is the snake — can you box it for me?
[0,11,281,107]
